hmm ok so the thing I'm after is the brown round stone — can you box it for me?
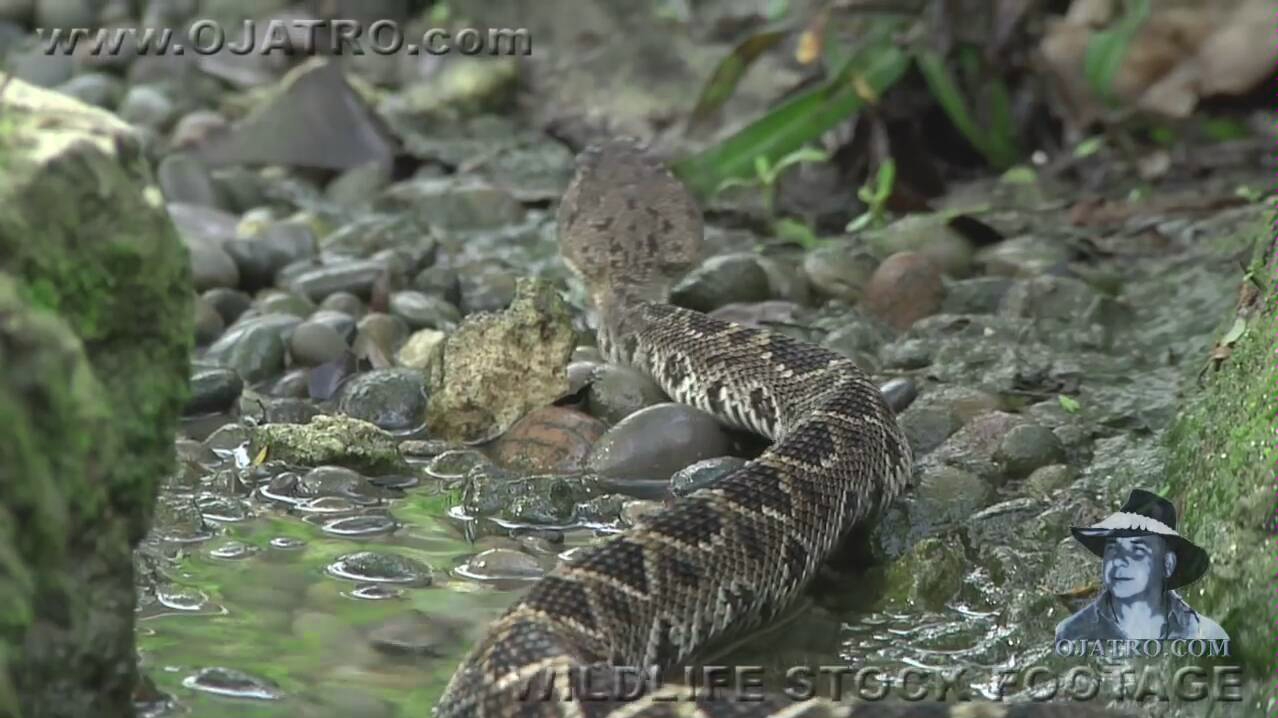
[863,251,945,330]
[492,406,607,473]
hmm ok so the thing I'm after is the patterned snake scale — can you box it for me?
[435,139,1127,718]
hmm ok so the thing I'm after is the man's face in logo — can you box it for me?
[1102,536,1175,599]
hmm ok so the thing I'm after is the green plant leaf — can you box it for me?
[1001,165,1037,184]
[686,28,790,130]
[916,48,1019,169]
[846,212,873,233]
[872,158,895,200]
[1073,135,1104,158]
[712,175,759,197]
[1058,395,1081,414]
[1221,317,1247,346]
[672,17,911,198]
[770,145,831,176]
[1083,0,1151,104]
[773,217,820,248]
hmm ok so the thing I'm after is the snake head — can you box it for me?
[557,137,703,309]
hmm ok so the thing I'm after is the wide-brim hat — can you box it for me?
[1071,489,1209,590]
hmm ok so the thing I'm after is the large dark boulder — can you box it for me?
[0,75,192,717]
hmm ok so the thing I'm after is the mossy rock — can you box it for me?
[1163,218,1276,685]
[0,74,193,542]
[0,76,193,717]
[0,272,128,717]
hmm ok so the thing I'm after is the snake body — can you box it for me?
[435,140,1124,718]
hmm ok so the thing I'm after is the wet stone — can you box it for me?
[296,496,359,515]
[204,313,301,384]
[151,495,214,543]
[1041,537,1101,605]
[268,368,311,398]
[55,72,125,108]
[862,251,945,331]
[118,84,176,130]
[878,378,917,414]
[194,493,249,522]
[566,360,599,395]
[1025,463,1076,498]
[319,291,365,318]
[193,295,225,345]
[995,423,1066,479]
[492,407,607,473]
[209,541,257,560]
[295,466,387,503]
[367,610,460,657]
[919,410,1029,485]
[269,536,306,550]
[185,366,243,415]
[588,403,734,480]
[202,423,251,456]
[202,287,253,325]
[288,259,388,302]
[575,494,627,524]
[942,276,1014,315]
[463,470,594,524]
[999,275,1101,322]
[188,240,240,291]
[398,438,457,459]
[585,364,669,425]
[182,668,283,701]
[289,320,349,367]
[803,244,880,302]
[157,586,211,612]
[671,456,747,497]
[457,261,517,314]
[238,395,319,425]
[388,290,461,331]
[911,384,1003,424]
[257,290,316,318]
[424,449,491,480]
[321,514,399,537]
[671,253,772,312]
[821,315,895,360]
[158,152,220,207]
[225,221,319,291]
[457,548,545,582]
[978,235,1072,278]
[354,312,409,359]
[327,551,433,587]
[880,535,967,612]
[337,368,428,432]
[350,584,403,600]
[879,338,932,370]
[897,403,961,457]
[413,265,462,305]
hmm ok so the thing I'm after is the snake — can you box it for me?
[434,138,1127,718]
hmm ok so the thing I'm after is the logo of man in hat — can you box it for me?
[1055,489,1229,642]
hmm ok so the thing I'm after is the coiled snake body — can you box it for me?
[435,140,1124,718]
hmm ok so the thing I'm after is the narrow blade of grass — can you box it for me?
[916,47,1019,169]
[687,27,791,130]
[673,21,910,198]
[1083,0,1151,104]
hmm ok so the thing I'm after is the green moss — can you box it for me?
[1163,218,1276,678]
[0,78,194,717]
[0,272,126,717]
[0,82,193,544]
